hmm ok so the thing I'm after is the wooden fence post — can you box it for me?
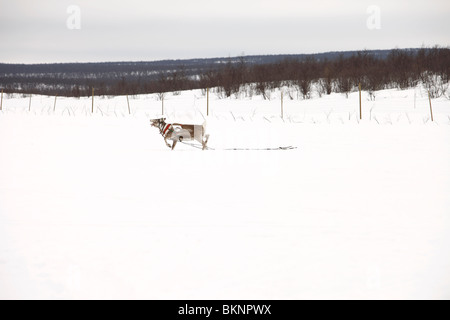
[162,95,164,116]
[428,91,434,122]
[126,95,131,115]
[53,95,58,112]
[92,88,95,113]
[0,89,3,111]
[281,91,284,119]
[207,87,209,116]
[29,95,32,112]
[359,83,362,120]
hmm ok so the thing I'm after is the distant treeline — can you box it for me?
[0,47,449,99]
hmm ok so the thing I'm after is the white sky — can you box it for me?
[0,0,449,63]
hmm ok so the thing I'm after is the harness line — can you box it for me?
[180,141,296,151]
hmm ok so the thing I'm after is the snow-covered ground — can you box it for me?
[0,87,449,299]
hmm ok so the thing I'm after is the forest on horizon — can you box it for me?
[0,47,449,99]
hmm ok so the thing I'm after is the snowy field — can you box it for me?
[0,87,450,299]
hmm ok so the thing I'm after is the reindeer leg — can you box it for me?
[164,137,171,148]
[202,134,210,150]
[171,140,178,150]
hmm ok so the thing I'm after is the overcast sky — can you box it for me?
[0,0,449,63]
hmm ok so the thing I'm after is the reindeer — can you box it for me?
[150,117,209,150]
